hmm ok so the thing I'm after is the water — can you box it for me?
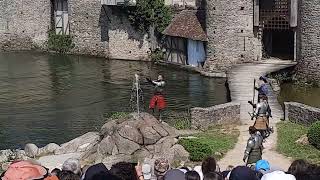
[278,83,320,108]
[0,52,228,149]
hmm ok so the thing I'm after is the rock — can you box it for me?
[171,144,189,162]
[140,126,161,145]
[156,137,178,152]
[97,136,116,156]
[118,125,143,144]
[55,132,100,155]
[152,124,169,137]
[161,122,178,137]
[132,148,152,161]
[113,132,140,155]
[101,154,132,169]
[38,143,60,156]
[295,134,309,145]
[15,150,28,160]
[25,143,39,157]
[0,150,13,163]
[81,144,99,165]
[100,120,117,137]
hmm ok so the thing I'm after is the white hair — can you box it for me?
[62,158,81,175]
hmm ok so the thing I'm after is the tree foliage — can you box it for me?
[124,0,172,34]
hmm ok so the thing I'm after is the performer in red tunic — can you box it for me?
[146,75,166,121]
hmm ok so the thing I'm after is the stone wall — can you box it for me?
[191,102,240,129]
[295,0,320,85]
[107,7,151,60]
[205,0,262,71]
[68,0,108,56]
[0,0,51,50]
[284,102,320,125]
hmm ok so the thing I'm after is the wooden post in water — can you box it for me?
[135,74,140,116]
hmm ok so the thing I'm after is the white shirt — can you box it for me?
[261,171,296,180]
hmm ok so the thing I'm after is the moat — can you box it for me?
[0,52,228,149]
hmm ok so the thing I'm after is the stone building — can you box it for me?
[205,0,319,84]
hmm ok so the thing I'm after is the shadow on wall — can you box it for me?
[99,5,145,48]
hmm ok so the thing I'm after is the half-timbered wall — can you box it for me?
[165,36,187,65]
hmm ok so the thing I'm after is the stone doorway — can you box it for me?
[262,29,294,60]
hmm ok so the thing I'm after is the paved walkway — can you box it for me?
[218,59,296,170]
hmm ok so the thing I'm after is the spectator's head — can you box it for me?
[249,126,257,135]
[154,158,170,180]
[255,160,270,172]
[185,171,200,180]
[229,166,258,180]
[163,169,185,180]
[259,76,268,83]
[58,170,80,180]
[62,158,81,176]
[83,163,118,180]
[1,160,49,180]
[287,159,309,176]
[261,170,296,180]
[109,162,136,180]
[51,168,61,176]
[203,172,223,180]
[202,157,217,174]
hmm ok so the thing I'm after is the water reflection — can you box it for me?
[0,52,228,149]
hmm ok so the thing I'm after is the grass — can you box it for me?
[277,121,320,165]
[179,125,239,161]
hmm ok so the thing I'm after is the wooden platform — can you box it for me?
[228,59,297,125]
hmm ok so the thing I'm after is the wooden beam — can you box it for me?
[290,0,298,27]
[254,0,259,27]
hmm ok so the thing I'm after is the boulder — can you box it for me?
[25,143,39,157]
[113,133,140,155]
[152,124,169,137]
[0,150,13,163]
[55,132,100,155]
[156,137,178,152]
[101,154,132,169]
[97,136,116,156]
[15,150,28,160]
[100,120,117,137]
[81,144,99,165]
[161,122,178,137]
[171,144,189,162]
[140,126,161,145]
[132,148,152,161]
[38,143,60,156]
[118,125,143,144]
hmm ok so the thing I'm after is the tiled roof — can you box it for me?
[163,10,208,41]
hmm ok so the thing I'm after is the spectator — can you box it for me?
[193,166,203,180]
[202,157,218,174]
[261,170,296,180]
[110,162,136,180]
[185,171,200,180]
[203,172,223,180]
[163,169,185,180]
[229,166,258,180]
[62,158,82,176]
[154,158,170,180]
[58,170,81,180]
[287,159,309,176]
[83,163,119,180]
[1,160,49,180]
[51,168,61,176]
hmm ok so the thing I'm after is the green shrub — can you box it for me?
[308,121,320,149]
[109,112,130,119]
[179,139,213,161]
[48,31,75,53]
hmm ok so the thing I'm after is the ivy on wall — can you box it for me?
[48,31,75,53]
[123,0,173,34]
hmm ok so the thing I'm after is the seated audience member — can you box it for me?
[194,166,203,180]
[261,170,296,180]
[154,158,170,180]
[51,168,61,176]
[58,170,81,180]
[83,163,119,180]
[201,157,219,174]
[229,166,258,180]
[287,159,309,176]
[110,162,137,180]
[203,172,223,180]
[163,169,185,180]
[185,171,201,180]
[62,158,82,176]
[1,160,49,180]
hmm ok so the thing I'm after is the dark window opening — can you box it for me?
[262,29,294,60]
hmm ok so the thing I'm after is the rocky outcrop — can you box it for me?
[81,112,188,166]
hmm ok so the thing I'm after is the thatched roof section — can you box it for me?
[163,10,208,42]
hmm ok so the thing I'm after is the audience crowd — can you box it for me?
[1,156,319,180]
